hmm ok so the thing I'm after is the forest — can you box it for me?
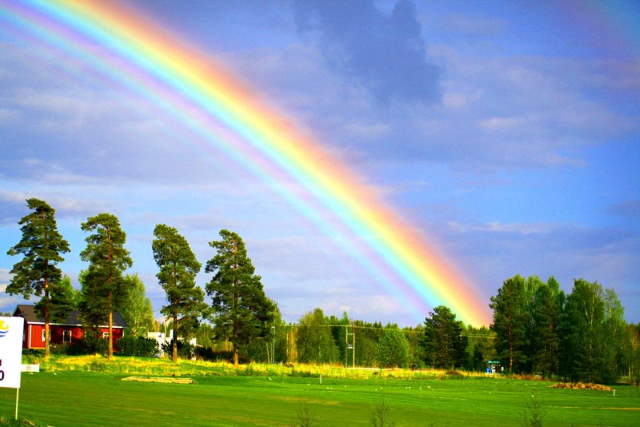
[4,199,640,385]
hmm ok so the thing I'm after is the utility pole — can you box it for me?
[345,325,355,368]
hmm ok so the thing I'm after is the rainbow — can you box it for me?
[1,0,491,325]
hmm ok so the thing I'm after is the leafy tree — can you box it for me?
[245,301,288,363]
[296,308,339,364]
[422,305,467,369]
[6,198,70,358]
[602,288,627,382]
[376,327,409,368]
[558,279,615,383]
[626,323,640,385]
[463,325,495,372]
[205,229,274,367]
[490,275,528,373]
[119,274,155,337]
[152,224,205,362]
[80,213,133,359]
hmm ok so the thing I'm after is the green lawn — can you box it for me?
[1,372,638,426]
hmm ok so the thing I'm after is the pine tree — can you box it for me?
[152,224,205,361]
[490,275,528,373]
[80,213,132,359]
[6,198,70,358]
[205,229,274,367]
[422,305,467,369]
[530,277,563,377]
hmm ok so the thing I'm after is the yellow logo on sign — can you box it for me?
[0,320,9,338]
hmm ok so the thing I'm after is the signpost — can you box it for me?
[0,317,24,420]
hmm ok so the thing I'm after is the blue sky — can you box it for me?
[0,0,638,325]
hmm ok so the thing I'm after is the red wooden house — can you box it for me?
[14,304,126,350]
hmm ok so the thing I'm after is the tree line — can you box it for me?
[5,199,273,367]
[4,199,640,385]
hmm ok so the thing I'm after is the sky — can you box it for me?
[0,0,638,326]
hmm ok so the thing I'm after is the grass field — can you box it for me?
[1,369,639,426]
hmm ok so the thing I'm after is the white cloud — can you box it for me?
[479,116,529,132]
[447,221,556,235]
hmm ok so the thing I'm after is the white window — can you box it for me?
[41,329,45,342]
[102,332,110,339]
[63,329,72,343]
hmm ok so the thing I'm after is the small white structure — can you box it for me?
[147,331,196,358]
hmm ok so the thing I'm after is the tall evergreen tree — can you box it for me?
[422,305,467,369]
[80,213,132,359]
[530,277,563,377]
[205,229,274,367]
[152,224,205,361]
[6,198,70,358]
[490,275,528,373]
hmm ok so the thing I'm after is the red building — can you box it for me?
[13,304,126,350]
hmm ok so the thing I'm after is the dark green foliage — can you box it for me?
[152,224,206,361]
[160,340,195,359]
[65,335,109,355]
[626,323,640,385]
[118,336,159,357]
[296,308,339,364]
[376,328,409,368]
[245,304,287,363]
[422,306,467,369]
[351,321,384,367]
[557,279,628,384]
[206,229,274,365]
[490,275,529,373]
[403,326,426,369]
[530,277,563,377]
[464,326,494,371]
[80,213,133,358]
[35,275,77,324]
[6,198,70,356]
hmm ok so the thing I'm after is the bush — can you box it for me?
[66,336,108,355]
[161,340,195,359]
[194,347,239,363]
[376,328,409,368]
[118,336,159,357]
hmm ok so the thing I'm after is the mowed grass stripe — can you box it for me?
[1,372,639,426]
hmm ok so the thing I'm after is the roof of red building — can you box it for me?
[14,304,127,328]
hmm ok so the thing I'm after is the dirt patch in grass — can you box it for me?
[549,382,612,391]
[121,376,194,384]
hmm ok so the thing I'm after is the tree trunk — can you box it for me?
[233,346,239,368]
[108,310,113,360]
[44,277,50,359]
[172,315,178,362]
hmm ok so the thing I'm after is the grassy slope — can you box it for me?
[1,372,639,426]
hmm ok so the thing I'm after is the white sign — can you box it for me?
[0,317,24,389]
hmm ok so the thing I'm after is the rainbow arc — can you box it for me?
[1,0,492,325]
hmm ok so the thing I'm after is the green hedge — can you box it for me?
[118,336,159,357]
